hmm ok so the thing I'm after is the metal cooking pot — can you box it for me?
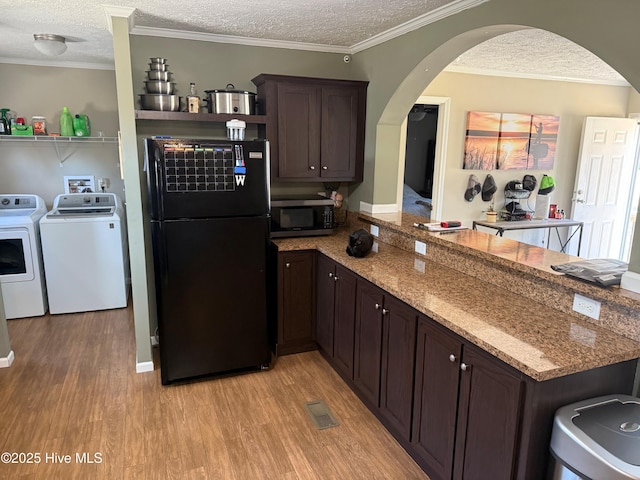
[204,84,257,115]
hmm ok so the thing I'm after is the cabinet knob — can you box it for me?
[309,165,316,170]
[375,303,381,310]
[449,354,457,363]
[328,272,334,278]
[322,166,328,170]
[334,276,339,282]
[382,308,388,315]
[285,263,291,268]
[460,363,470,372]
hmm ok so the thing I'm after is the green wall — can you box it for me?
[111,0,640,368]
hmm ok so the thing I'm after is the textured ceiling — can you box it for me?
[0,0,628,85]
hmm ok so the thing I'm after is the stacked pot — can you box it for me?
[139,57,181,111]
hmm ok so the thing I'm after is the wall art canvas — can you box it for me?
[496,113,533,170]
[463,111,500,170]
[526,114,559,170]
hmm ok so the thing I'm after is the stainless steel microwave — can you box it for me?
[270,195,334,238]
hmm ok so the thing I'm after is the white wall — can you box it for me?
[422,71,632,246]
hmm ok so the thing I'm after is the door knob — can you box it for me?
[449,354,457,363]
[382,308,388,315]
[460,363,470,372]
[309,165,315,170]
[285,263,291,268]
[375,303,381,309]
[322,166,328,170]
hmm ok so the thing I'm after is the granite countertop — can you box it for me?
[358,211,640,308]
[274,231,640,382]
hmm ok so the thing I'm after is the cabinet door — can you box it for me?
[316,254,336,356]
[320,86,359,179]
[453,346,524,480]
[353,281,384,407]
[379,296,417,442]
[332,265,357,380]
[277,83,320,178]
[411,318,462,480]
[277,251,316,355]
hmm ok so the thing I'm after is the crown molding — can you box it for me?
[0,57,114,71]
[443,65,631,87]
[103,5,136,34]
[130,0,488,55]
[350,0,491,53]
[131,26,351,54]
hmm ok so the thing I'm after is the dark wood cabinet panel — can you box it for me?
[315,253,336,356]
[379,295,417,442]
[276,83,321,179]
[332,265,357,380]
[411,318,462,480]
[252,74,367,182]
[453,345,524,480]
[353,281,384,407]
[320,86,360,179]
[276,251,316,355]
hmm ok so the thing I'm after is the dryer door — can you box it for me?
[0,227,35,283]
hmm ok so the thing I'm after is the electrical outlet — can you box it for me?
[415,240,427,256]
[372,241,379,253]
[573,293,601,320]
[370,225,379,237]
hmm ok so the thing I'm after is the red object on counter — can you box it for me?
[549,204,557,219]
[440,221,462,228]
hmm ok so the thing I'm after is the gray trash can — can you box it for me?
[549,394,640,479]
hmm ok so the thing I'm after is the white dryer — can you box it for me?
[39,193,129,314]
[0,194,48,319]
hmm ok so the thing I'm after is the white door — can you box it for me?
[569,117,639,259]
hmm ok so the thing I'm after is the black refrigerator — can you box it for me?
[145,138,272,385]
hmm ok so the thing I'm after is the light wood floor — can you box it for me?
[0,305,430,479]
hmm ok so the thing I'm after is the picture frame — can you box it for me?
[64,175,96,194]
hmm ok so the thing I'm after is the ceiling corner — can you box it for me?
[102,5,137,34]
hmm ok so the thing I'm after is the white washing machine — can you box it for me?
[0,194,48,319]
[39,193,129,314]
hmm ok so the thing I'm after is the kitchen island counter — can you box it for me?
[273,228,640,382]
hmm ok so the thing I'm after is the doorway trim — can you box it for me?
[397,95,450,221]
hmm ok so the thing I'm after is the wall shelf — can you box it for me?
[134,110,267,124]
[0,135,118,144]
[0,135,119,164]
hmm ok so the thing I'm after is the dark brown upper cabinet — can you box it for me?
[252,74,367,182]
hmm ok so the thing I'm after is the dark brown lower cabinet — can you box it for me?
[315,253,357,380]
[353,281,385,406]
[411,319,462,480]
[276,251,316,355]
[299,254,637,480]
[379,295,418,442]
[453,344,524,480]
[412,316,524,480]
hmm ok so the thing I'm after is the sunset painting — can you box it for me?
[526,114,559,170]
[463,111,560,170]
[463,112,501,170]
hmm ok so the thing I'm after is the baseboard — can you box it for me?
[0,350,15,368]
[359,202,399,214]
[136,359,154,373]
[621,270,640,294]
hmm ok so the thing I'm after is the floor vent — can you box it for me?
[304,400,339,429]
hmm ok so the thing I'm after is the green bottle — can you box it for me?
[60,106,74,136]
[0,108,10,135]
